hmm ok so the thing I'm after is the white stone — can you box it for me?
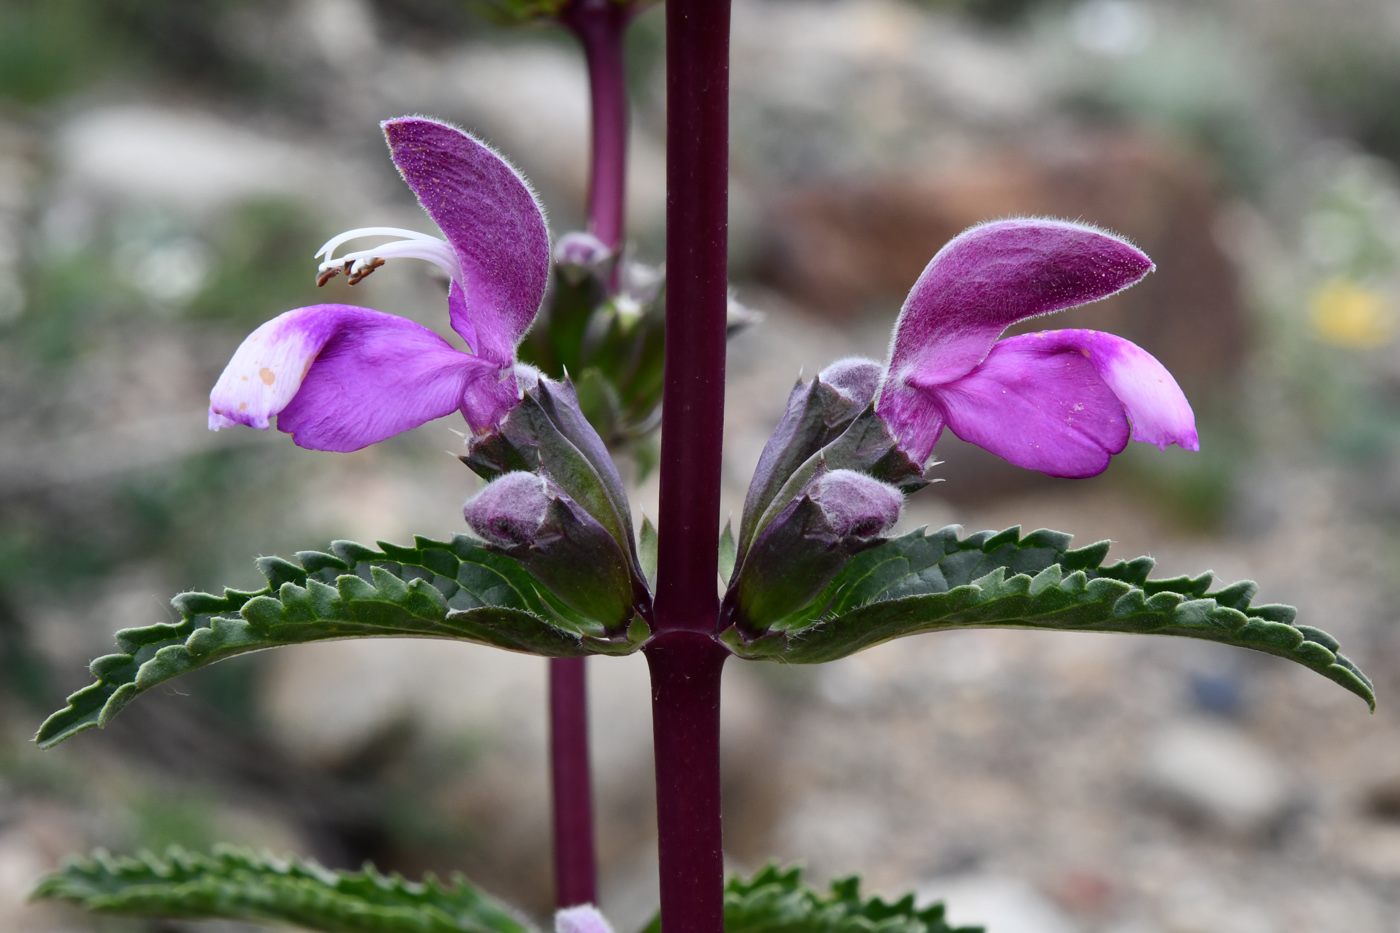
[56,106,357,212]
[1143,719,1291,832]
[916,875,1080,933]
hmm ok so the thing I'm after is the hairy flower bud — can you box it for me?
[818,357,882,408]
[464,471,638,633]
[809,469,903,539]
[554,231,614,284]
[556,906,615,933]
[723,467,905,636]
[463,472,550,547]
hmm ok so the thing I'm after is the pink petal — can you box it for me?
[885,218,1152,385]
[1041,329,1199,451]
[208,305,497,452]
[936,334,1132,478]
[383,117,550,363]
[877,219,1153,462]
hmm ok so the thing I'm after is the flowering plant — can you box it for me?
[31,3,1373,933]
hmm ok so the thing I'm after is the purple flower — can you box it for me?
[874,218,1199,478]
[208,117,550,452]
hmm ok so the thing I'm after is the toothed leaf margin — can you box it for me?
[32,845,537,933]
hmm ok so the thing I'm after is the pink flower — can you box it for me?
[208,117,550,451]
[874,218,1199,478]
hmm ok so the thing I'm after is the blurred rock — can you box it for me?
[916,874,1080,933]
[1142,719,1291,833]
[56,106,362,214]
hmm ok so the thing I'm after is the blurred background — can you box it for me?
[2,0,1400,930]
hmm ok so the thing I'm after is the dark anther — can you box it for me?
[346,257,386,285]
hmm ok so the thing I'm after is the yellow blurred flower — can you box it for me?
[1308,278,1396,349]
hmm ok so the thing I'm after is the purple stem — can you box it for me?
[547,2,637,908]
[549,656,599,907]
[646,2,733,933]
[562,0,635,254]
[653,0,731,635]
[646,633,729,933]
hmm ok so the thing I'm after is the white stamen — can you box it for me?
[315,226,462,283]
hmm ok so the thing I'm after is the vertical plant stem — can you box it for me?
[647,1,732,932]
[547,3,636,907]
[646,633,729,933]
[549,656,598,907]
[564,0,633,254]
[654,0,731,635]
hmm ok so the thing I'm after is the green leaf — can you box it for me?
[639,863,982,933]
[33,845,537,933]
[727,525,1375,710]
[36,535,643,749]
[719,519,737,584]
[640,515,659,588]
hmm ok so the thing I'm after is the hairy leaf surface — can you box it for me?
[640,864,982,933]
[724,526,1374,709]
[37,535,645,748]
[33,846,536,933]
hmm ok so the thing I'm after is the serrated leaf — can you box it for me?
[725,525,1374,710]
[36,535,644,749]
[33,845,537,933]
[639,863,981,933]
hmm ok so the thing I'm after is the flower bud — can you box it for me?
[737,374,870,556]
[463,472,549,547]
[464,471,637,633]
[724,467,904,635]
[809,469,903,538]
[556,906,615,933]
[553,231,613,284]
[818,357,883,408]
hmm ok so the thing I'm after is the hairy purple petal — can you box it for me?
[810,469,903,538]
[464,472,550,548]
[885,218,1153,389]
[208,306,349,432]
[868,380,948,466]
[384,117,550,362]
[447,280,479,354]
[937,335,1132,477]
[211,305,497,452]
[556,906,615,933]
[818,357,883,407]
[1026,329,1199,451]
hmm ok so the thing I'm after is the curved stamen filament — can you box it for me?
[315,226,462,286]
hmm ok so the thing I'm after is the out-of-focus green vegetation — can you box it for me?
[0,0,279,105]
